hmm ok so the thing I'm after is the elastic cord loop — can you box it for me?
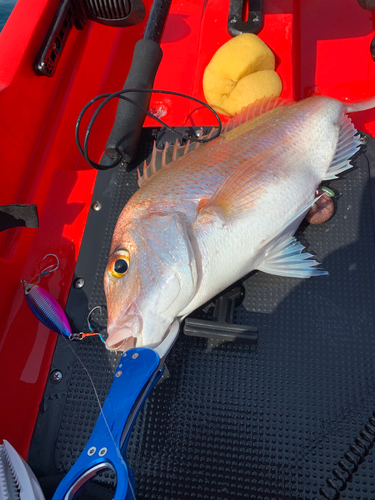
[75,89,222,170]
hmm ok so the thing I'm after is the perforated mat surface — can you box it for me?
[29,130,375,500]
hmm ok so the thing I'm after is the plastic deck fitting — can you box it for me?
[227,0,263,37]
[29,130,375,500]
[184,285,258,342]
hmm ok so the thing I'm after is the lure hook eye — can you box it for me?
[21,280,34,294]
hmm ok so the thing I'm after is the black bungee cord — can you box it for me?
[75,89,222,170]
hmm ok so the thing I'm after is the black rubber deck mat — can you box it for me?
[29,129,375,500]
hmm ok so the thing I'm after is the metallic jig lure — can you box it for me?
[21,255,104,342]
[22,254,72,337]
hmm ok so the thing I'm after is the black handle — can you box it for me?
[34,0,85,77]
[104,38,163,163]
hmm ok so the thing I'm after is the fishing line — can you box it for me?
[61,335,136,500]
[75,89,222,169]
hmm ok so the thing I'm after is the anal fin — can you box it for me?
[258,237,328,278]
[257,196,328,279]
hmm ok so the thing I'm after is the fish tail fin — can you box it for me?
[344,96,375,113]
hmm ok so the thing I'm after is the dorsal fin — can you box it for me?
[223,96,294,134]
[137,129,218,188]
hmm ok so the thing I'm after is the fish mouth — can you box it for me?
[106,314,141,352]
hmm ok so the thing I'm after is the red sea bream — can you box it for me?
[103,95,375,351]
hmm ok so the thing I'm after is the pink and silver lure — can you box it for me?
[22,255,72,338]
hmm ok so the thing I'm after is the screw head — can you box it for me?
[87,447,96,456]
[92,201,102,211]
[360,134,368,144]
[132,353,139,359]
[51,370,63,383]
[73,277,85,289]
[99,447,107,457]
[115,371,122,377]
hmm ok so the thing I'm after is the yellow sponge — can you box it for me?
[203,33,282,116]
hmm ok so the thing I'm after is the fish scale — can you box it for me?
[104,95,373,350]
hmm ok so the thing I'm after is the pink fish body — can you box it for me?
[104,95,374,351]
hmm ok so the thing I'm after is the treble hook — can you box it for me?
[87,305,126,351]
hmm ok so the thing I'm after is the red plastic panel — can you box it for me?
[146,0,295,127]
[146,0,375,131]
[145,0,207,126]
[187,0,296,125]
[0,0,154,459]
[298,0,375,136]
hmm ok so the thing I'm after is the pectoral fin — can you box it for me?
[198,149,276,223]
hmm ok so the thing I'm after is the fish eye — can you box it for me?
[114,259,128,274]
[108,250,130,279]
